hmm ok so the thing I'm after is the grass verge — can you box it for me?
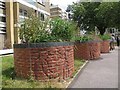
[2,55,85,88]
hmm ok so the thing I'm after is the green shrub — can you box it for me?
[19,16,76,43]
[19,14,50,43]
[75,35,93,42]
[99,34,111,40]
[50,18,76,42]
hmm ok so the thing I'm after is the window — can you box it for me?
[0,1,5,9]
[0,27,6,32]
[38,12,44,21]
[0,8,5,15]
[24,10,27,17]
[19,9,28,17]
[0,17,6,22]
[19,9,23,16]
[40,13,44,21]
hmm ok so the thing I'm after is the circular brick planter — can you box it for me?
[100,40,110,53]
[74,41,101,60]
[14,42,74,81]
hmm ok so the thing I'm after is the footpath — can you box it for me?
[68,47,118,88]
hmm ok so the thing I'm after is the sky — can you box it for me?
[50,0,78,11]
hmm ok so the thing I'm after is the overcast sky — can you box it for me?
[50,0,78,11]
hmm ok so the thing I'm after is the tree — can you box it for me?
[72,2,120,35]
[95,2,119,35]
[112,2,120,30]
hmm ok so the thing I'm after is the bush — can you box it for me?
[50,18,76,42]
[75,35,93,42]
[99,34,111,40]
[19,15,76,43]
[19,14,50,43]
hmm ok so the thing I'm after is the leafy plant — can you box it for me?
[19,14,50,43]
[19,15,76,43]
[99,34,111,40]
[75,35,93,42]
[50,18,76,42]
[72,2,120,35]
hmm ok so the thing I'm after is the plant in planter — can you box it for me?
[99,34,111,53]
[19,15,50,43]
[75,35,93,42]
[49,18,76,42]
[14,15,76,81]
[99,34,111,41]
[74,35,101,60]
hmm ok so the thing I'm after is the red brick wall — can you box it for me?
[74,41,101,60]
[100,40,110,53]
[14,45,74,81]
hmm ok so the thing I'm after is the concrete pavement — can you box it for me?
[68,47,118,88]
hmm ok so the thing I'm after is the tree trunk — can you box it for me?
[97,26,106,35]
[99,29,106,35]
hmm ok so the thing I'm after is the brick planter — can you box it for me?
[100,40,110,53]
[74,41,101,60]
[14,42,74,81]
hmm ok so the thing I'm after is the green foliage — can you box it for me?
[72,2,120,35]
[96,3,117,29]
[19,15,76,43]
[75,35,93,42]
[112,2,120,29]
[99,34,111,40]
[50,18,76,42]
[19,14,50,43]
[72,2,101,31]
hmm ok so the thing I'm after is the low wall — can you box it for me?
[74,41,101,60]
[14,42,74,81]
[100,40,110,53]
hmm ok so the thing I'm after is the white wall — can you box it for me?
[0,33,5,50]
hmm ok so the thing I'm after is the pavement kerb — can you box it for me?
[0,54,13,57]
[66,60,89,88]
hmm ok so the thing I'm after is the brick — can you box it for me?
[100,40,110,53]
[14,44,74,80]
[75,42,101,60]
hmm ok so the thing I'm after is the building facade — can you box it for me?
[0,0,50,49]
[0,1,6,49]
[50,4,67,19]
[50,5,62,18]
[61,11,67,20]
